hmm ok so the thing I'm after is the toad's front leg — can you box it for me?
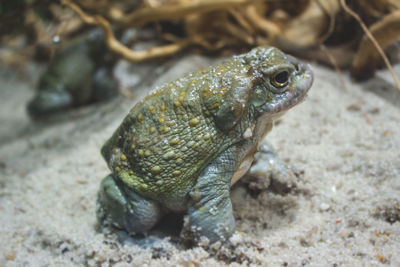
[181,145,247,244]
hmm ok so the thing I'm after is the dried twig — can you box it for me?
[244,5,281,41]
[340,0,400,91]
[62,0,190,62]
[277,0,340,50]
[228,8,255,35]
[320,44,347,91]
[351,10,400,85]
[315,0,337,44]
[219,14,254,45]
[107,0,258,28]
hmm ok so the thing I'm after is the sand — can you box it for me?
[0,54,399,266]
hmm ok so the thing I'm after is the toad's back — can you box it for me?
[101,58,250,206]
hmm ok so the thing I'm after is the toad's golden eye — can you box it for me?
[271,71,289,88]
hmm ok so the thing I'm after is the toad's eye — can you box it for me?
[271,71,289,88]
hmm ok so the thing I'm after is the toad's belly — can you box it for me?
[230,151,255,186]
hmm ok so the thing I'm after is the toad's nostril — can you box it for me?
[286,55,301,72]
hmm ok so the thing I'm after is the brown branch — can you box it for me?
[107,0,258,28]
[228,8,255,35]
[351,10,400,87]
[190,36,226,51]
[244,5,281,42]
[219,15,255,45]
[276,0,340,51]
[340,0,400,91]
[320,44,347,91]
[62,0,189,62]
[315,0,338,44]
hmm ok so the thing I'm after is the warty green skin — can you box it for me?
[98,46,314,243]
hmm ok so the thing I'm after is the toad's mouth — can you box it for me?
[292,59,313,101]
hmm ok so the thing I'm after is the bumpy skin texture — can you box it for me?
[27,31,118,119]
[98,46,313,243]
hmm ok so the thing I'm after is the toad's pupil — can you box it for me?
[275,71,289,84]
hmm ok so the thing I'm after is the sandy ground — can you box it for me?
[0,54,399,267]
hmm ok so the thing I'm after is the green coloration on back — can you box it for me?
[101,59,254,208]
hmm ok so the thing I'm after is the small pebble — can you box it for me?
[229,233,243,246]
[320,203,330,211]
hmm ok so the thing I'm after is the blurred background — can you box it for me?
[1,0,399,85]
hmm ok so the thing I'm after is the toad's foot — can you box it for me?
[97,174,163,234]
[245,140,299,194]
